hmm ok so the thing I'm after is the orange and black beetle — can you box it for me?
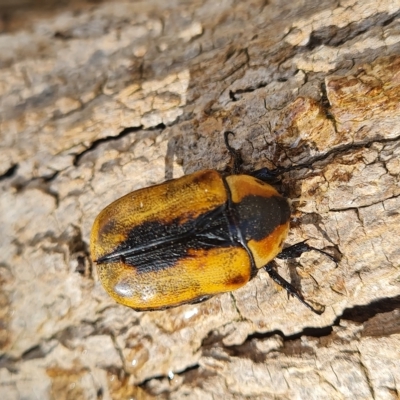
[90,132,333,314]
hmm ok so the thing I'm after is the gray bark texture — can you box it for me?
[1,0,400,399]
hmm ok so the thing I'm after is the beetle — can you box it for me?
[90,132,334,314]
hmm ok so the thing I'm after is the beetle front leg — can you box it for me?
[250,167,286,184]
[224,131,287,182]
[224,131,243,175]
[277,240,336,262]
[264,261,325,315]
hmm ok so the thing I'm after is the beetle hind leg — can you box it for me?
[264,261,325,315]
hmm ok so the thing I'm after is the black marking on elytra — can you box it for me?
[234,195,290,242]
[225,273,248,287]
[98,218,117,237]
[97,204,240,273]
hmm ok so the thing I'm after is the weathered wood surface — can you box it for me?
[1,0,400,399]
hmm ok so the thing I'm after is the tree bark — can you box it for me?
[1,0,400,399]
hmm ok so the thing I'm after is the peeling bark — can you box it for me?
[1,0,400,399]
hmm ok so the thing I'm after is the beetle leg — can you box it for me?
[250,167,285,184]
[264,261,325,315]
[277,240,336,262]
[224,131,243,175]
[224,131,288,181]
